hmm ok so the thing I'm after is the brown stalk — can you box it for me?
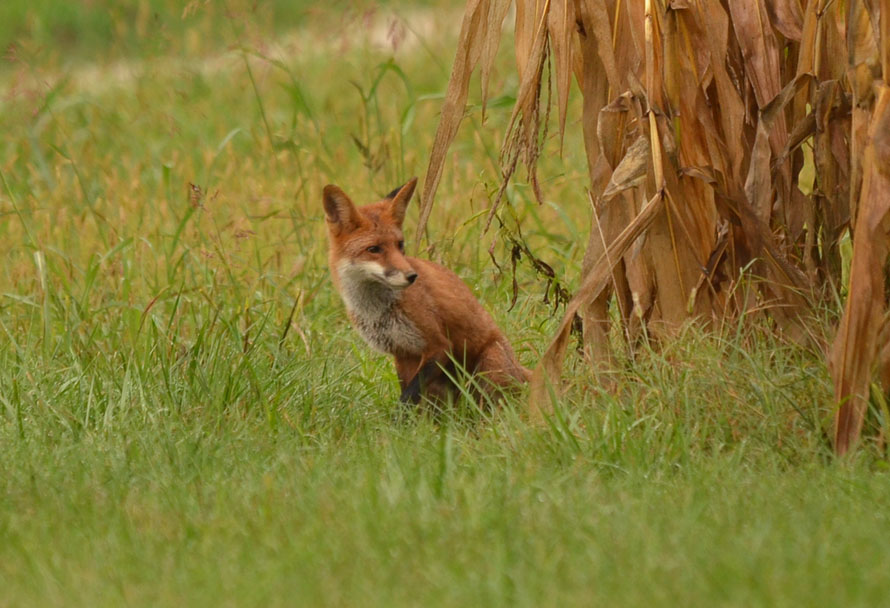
[420,0,889,452]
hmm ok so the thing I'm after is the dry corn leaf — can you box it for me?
[602,136,650,198]
[480,0,513,117]
[530,190,666,418]
[830,85,890,455]
[547,0,576,143]
[417,0,491,244]
[765,0,804,41]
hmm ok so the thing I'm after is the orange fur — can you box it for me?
[323,177,529,404]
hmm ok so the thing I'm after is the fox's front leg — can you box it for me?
[394,356,421,394]
[397,350,451,404]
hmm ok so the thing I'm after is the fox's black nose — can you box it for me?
[406,271,418,284]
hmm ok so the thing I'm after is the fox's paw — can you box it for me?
[399,380,422,405]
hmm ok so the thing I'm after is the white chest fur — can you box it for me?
[336,263,426,356]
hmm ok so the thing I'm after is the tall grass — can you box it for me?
[0,2,888,606]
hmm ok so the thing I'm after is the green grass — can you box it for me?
[1,1,888,606]
[0,0,383,70]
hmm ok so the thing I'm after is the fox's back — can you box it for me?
[403,258,528,383]
[401,257,503,346]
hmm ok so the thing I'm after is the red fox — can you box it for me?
[323,177,530,404]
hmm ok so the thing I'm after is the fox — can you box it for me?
[322,177,530,405]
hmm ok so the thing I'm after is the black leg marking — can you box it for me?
[399,359,456,404]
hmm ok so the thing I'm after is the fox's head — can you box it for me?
[323,177,419,291]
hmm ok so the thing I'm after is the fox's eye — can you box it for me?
[397,241,405,252]
[367,245,382,254]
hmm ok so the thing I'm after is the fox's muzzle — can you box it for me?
[384,268,417,288]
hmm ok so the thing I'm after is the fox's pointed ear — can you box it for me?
[323,185,360,234]
[387,177,418,225]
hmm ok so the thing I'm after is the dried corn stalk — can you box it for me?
[828,0,890,455]
[421,0,890,451]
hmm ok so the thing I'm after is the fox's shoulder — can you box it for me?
[404,257,492,315]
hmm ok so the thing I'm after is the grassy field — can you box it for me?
[1,1,889,606]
